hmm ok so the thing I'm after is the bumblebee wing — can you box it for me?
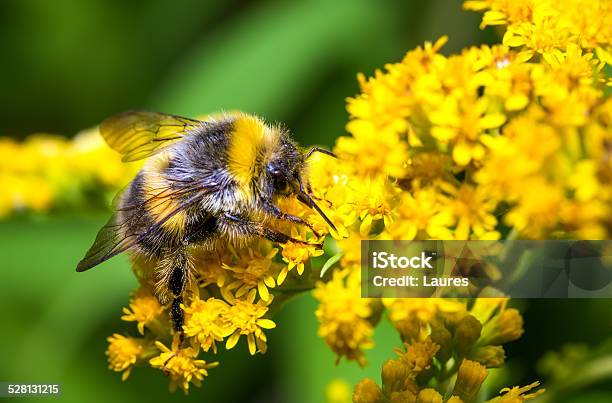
[100,110,205,162]
[76,185,202,272]
[75,210,138,272]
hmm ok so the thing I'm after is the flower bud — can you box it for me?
[470,297,508,323]
[447,397,464,403]
[382,359,409,394]
[454,314,482,356]
[416,388,443,403]
[470,345,506,367]
[430,321,453,362]
[353,379,384,403]
[480,308,524,345]
[389,390,417,403]
[394,317,422,342]
[452,359,488,402]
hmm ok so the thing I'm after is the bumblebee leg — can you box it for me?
[262,203,320,237]
[167,251,187,339]
[223,212,323,248]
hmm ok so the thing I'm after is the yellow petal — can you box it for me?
[121,368,132,381]
[505,94,529,111]
[453,141,472,166]
[359,214,373,236]
[257,319,276,329]
[503,33,525,47]
[247,334,256,355]
[479,113,506,129]
[264,275,276,288]
[246,288,257,303]
[226,331,240,350]
[595,47,612,65]
[431,126,457,142]
[277,267,288,285]
[258,282,270,301]
[515,50,534,63]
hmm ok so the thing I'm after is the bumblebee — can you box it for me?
[76,110,336,333]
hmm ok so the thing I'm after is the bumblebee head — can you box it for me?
[264,134,338,231]
[264,134,303,197]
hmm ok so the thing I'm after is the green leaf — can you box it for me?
[320,252,343,278]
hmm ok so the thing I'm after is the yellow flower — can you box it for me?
[384,298,467,327]
[441,183,500,240]
[224,289,276,355]
[222,243,279,301]
[182,297,233,353]
[106,334,147,381]
[488,381,545,402]
[464,0,539,27]
[313,269,373,366]
[69,128,138,187]
[279,228,324,281]
[191,248,230,289]
[340,119,408,179]
[149,338,218,394]
[466,0,612,67]
[121,287,165,335]
[0,129,138,217]
[403,152,453,184]
[505,178,564,238]
[430,95,506,166]
[383,187,454,240]
[395,339,440,374]
[350,177,399,236]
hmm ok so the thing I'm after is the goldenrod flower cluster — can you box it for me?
[314,0,608,400]
[108,233,326,393]
[0,129,137,217]
[352,298,544,402]
[311,0,610,373]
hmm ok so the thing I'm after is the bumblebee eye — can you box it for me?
[273,174,288,192]
[267,162,289,193]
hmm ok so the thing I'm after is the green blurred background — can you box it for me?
[0,0,610,402]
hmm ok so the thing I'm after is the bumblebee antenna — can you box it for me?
[304,146,337,160]
[298,192,337,232]
[296,178,337,232]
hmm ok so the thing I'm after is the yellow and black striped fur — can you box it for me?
[76,111,336,333]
